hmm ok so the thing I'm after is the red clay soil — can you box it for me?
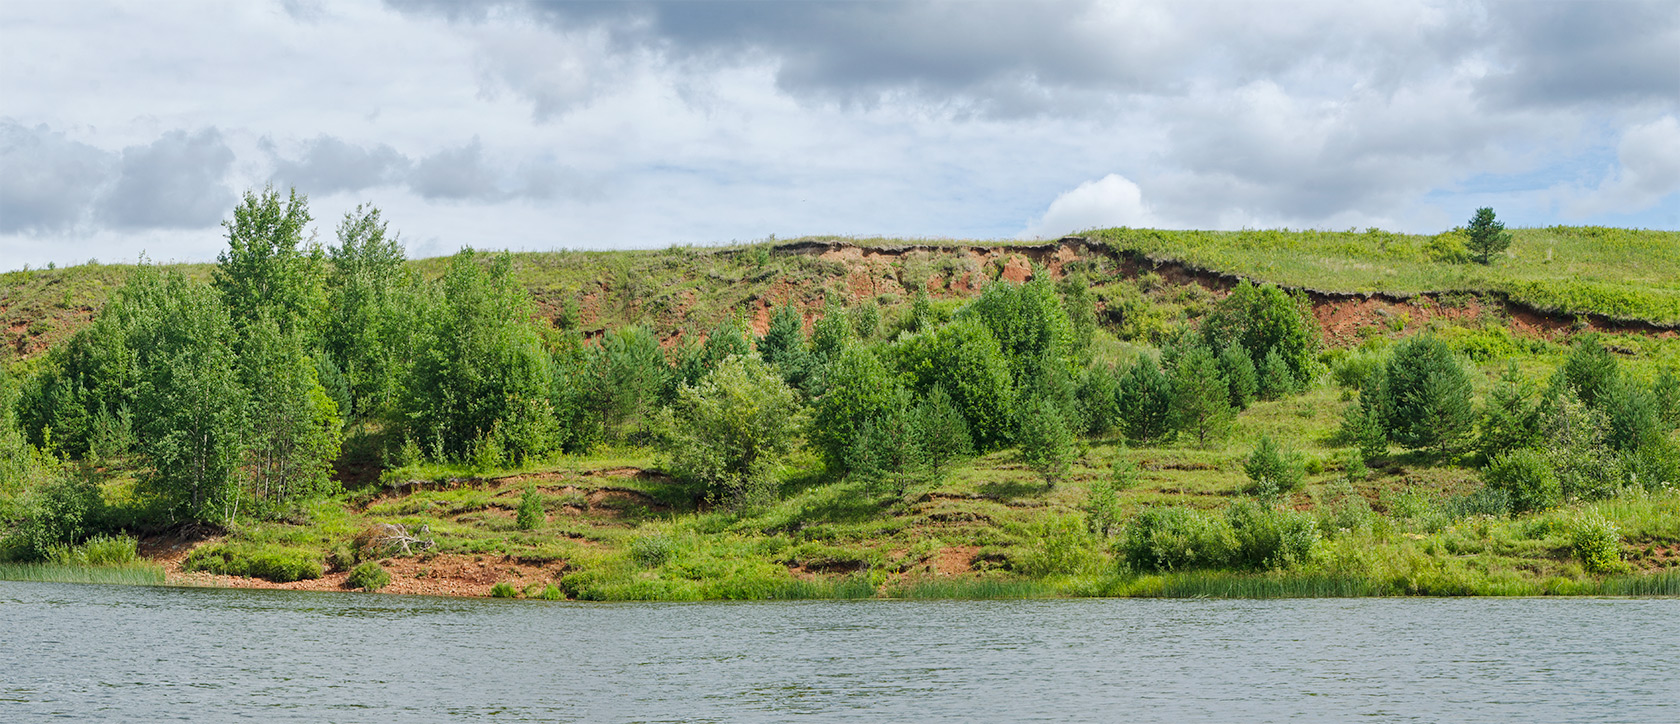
[166,552,570,598]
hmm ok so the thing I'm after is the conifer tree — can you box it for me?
[1118,356,1174,443]
[1218,342,1258,409]
[1171,345,1234,447]
[1466,207,1513,265]
[1380,335,1475,453]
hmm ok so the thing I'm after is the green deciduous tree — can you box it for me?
[811,346,900,471]
[133,272,245,524]
[1200,280,1321,385]
[661,355,805,507]
[1466,207,1512,265]
[237,317,342,510]
[889,317,1016,450]
[591,325,671,441]
[959,275,1075,381]
[325,204,410,417]
[215,186,327,345]
[1484,448,1559,513]
[1380,335,1476,453]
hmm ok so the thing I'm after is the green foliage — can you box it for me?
[1570,515,1624,574]
[346,561,391,591]
[757,304,810,384]
[1341,373,1389,461]
[1601,374,1661,453]
[958,276,1075,381]
[1466,207,1513,265]
[846,386,931,495]
[1225,500,1320,570]
[850,299,881,341]
[1119,506,1237,573]
[1200,280,1320,385]
[516,485,544,530]
[1060,274,1097,363]
[490,581,518,598]
[1560,335,1618,408]
[133,271,245,523]
[1015,396,1075,487]
[1478,363,1543,461]
[183,542,323,582]
[591,325,672,441]
[215,186,326,345]
[1544,390,1623,501]
[890,317,1016,450]
[1655,366,1680,430]
[1257,347,1295,400]
[916,385,974,475]
[1483,448,1560,513]
[1217,343,1258,409]
[678,318,754,388]
[811,346,900,471]
[1016,513,1099,576]
[4,473,105,561]
[1117,356,1174,443]
[1170,345,1233,446]
[238,317,342,509]
[1379,335,1475,453]
[402,249,555,462]
[1083,459,1131,538]
[45,534,139,566]
[661,355,805,507]
[325,204,410,417]
[1244,436,1304,500]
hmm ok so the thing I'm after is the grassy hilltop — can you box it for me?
[3,217,1678,599]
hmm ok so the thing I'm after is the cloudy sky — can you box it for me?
[2,0,1676,270]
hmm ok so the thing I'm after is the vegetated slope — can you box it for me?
[4,225,1675,363]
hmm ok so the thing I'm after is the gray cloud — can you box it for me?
[95,128,236,230]
[0,120,113,233]
[410,138,503,200]
[1478,0,1680,110]
[269,135,411,194]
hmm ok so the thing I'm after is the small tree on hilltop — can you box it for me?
[1466,207,1512,265]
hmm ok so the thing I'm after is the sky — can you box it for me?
[1,0,1677,271]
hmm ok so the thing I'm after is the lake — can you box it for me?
[2,581,1675,722]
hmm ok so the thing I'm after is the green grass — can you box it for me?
[0,562,166,585]
[1090,226,1680,325]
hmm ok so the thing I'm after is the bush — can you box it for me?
[490,581,518,598]
[538,582,564,600]
[1217,343,1258,409]
[1083,459,1133,538]
[1119,506,1236,573]
[1570,515,1624,574]
[631,535,677,568]
[663,355,806,507]
[1016,514,1099,576]
[346,561,391,591]
[183,543,324,582]
[1244,436,1304,500]
[46,534,139,566]
[516,485,544,530]
[1257,347,1295,400]
[1483,448,1560,513]
[5,473,107,562]
[1225,500,1320,570]
[1015,397,1075,487]
[1199,280,1321,385]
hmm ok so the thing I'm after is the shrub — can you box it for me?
[1170,345,1233,447]
[1119,506,1237,573]
[1199,280,1321,384]
[1083,459,1132,538]
[6,473,105,562]
[1226,500,1320,570]
[539,583,564,600]
[490,581,518,598]
[1570,516,1624,574]
[1257,347,1295,400]
[1483,449,1560,513]
[1244,436,1304,500]
[1016,514,1099,576]
[1217,343,1258,409]
[516,485,544,530]
[1330,346,1387,391]
[890,318,1016,449]
[1560,335,1617,408]
[46,534,139,566]
[1478,363,1543,462]
[183,543,324,582]
[663,355,806,507]
[346,561,391,591]
[1380,335,1476,453]
[631,535,677,568]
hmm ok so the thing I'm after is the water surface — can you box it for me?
[2,582,1675,722]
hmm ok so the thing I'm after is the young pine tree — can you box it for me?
[1218,343,1259,410]
[1016,396,1075,489]
[1244,435,1304,500]
[1477,363,1543,462]
[1257,347,1295,400]
[1465,207,1513,265]
[1379,335,1475,454]
[1171,346,1234,447]
[1561,335,1618,409]
[915,385,974,477]
[1118,356,1175,444]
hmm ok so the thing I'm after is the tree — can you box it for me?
[678,318,754,388]
[325,204,409,417]
[1170,345,1234,447]
[846,386,930,495]
[1076,364,1123,435]
[1217,343,1258,410]
[401,249,554,461]
[1341,373,1389,462]
[1256,347,1294,401]
[661,355,805,507]
[215,186,327,345]
[1484,448,1559,513]
[1477,363,1543,462]
[1244,436,1304,500]
[811,346,901,471]
[889,317,1016,450]
[1466,207,1512,265]
[133,272,245,523]
[590,325,671,441]
[958,275,1075,381]
[915,385,974,476]
[1016,396,1075,488]
[1379,335,1475,453]
[1200,280,1321,385]
[237,317,342,511]
[1117,355,1174,444]
[757,304,809,385]
[1560,335,1618,408]
[1060,273,1097,364]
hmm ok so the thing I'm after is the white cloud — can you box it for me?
[1018,174,1156,239]
[1564,116,1680,217]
